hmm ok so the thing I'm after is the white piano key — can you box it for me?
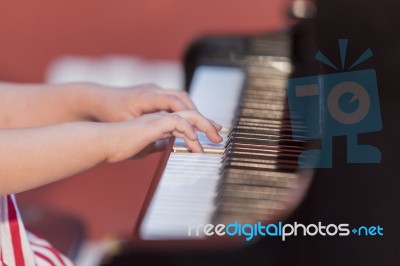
[140,66,243,239]
[189,66,245,129]
[140,155,220,239]
[173,131,229,153]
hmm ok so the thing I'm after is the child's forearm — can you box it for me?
[0,82,199,128]
[0,81,222,195]
[0,111,222,196]
[0,82,99,128]
[0,122,109,195]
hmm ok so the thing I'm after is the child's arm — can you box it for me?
[0,110,222,196]
[0,82,196,127]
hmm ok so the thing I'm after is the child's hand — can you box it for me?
[104,110,223,163]
[91,84,196,122]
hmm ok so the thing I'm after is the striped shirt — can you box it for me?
[0,195,74,266]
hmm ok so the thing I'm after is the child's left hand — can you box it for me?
[87,83,196,122]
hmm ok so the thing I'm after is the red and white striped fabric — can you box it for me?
[0,195,74,266]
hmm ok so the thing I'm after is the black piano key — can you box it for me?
[211,32,310,224]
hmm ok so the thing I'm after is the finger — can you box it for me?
[175,111,223,143]
[158,114,203,152]
[155,114,198,141]
[173,115,199,141]
[163,90,196,110]
[172,131,203,153]
[208,119,223,131]
[152,94,189,113]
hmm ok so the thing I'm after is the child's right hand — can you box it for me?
[103,110,223,163]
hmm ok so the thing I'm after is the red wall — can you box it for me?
[2,0,291,240]
[0,0,290,82]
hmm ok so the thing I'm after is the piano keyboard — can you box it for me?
[140,66,245,239]
[139,32,306,240]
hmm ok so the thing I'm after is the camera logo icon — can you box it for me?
[287,39,382,168]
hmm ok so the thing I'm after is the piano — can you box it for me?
[104,1,399,264]
[133,30,314,243]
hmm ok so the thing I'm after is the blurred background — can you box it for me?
[0,0,290,82]
[0,0,291,264]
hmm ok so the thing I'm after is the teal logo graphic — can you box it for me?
[287,39,382,168]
